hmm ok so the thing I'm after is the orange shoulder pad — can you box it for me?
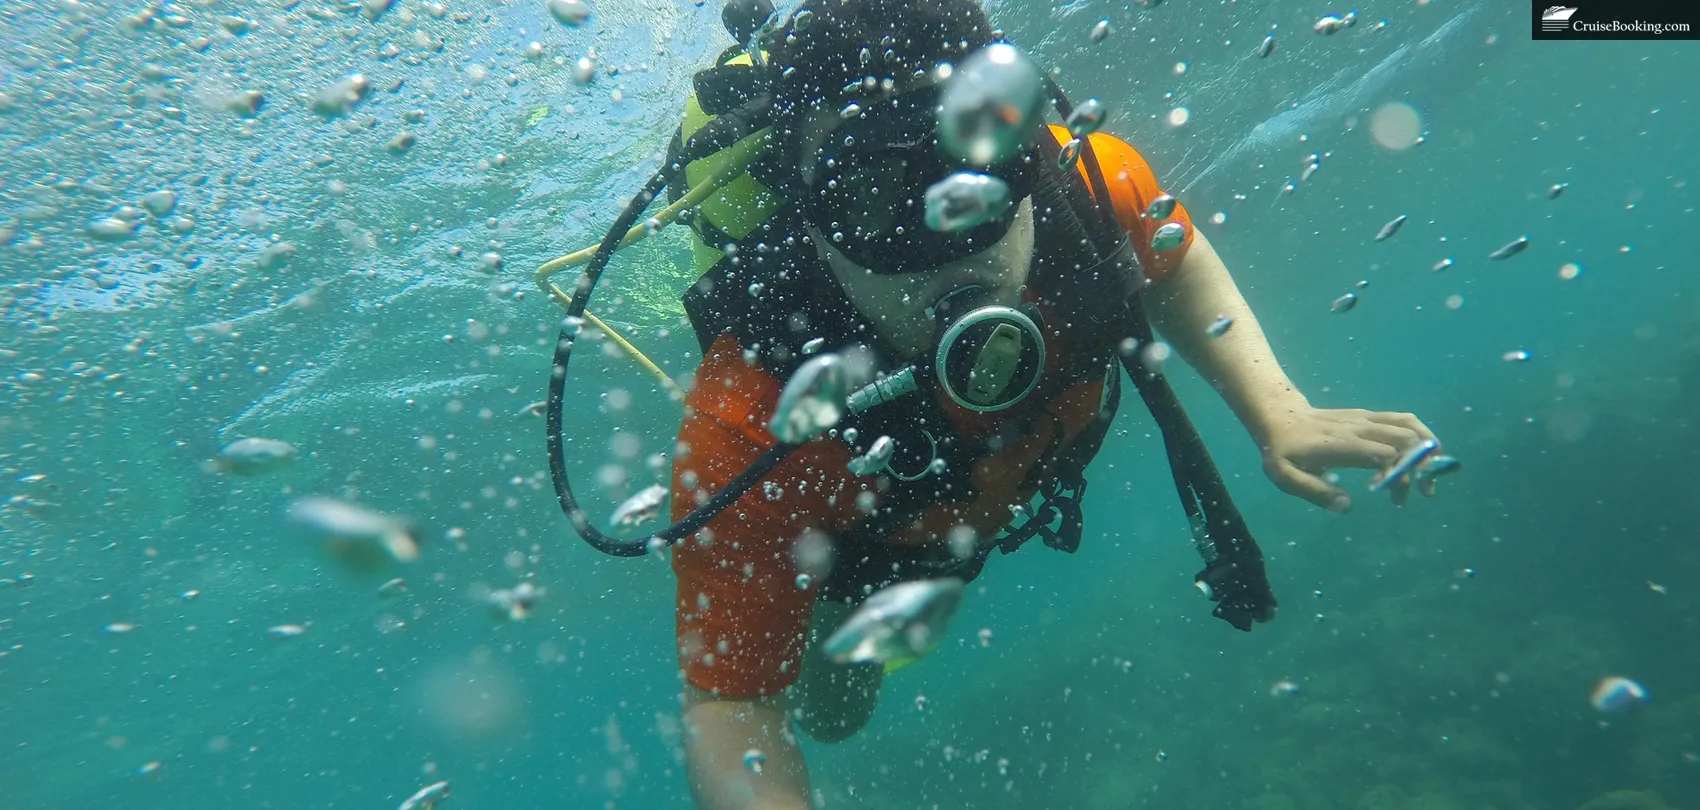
[1045,125,1193,283]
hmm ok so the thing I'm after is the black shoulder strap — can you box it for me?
[661,86,775,246]
[693,46,772,116]
[1033,120,1279,631]
[681,210,896,372]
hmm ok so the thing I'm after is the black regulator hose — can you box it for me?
[1118,352,1277,631]
[1049,72,1276,630]
[545,169,803,557]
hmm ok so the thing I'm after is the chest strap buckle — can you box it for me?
[995,475,1087,555]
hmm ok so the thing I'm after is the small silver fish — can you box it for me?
[1330,292,1358,313]
[1432,257,1455,272]
[397,780,451,810]
[213,437,299,476]
[1501,349,1531,362]
[267,623,308,639]
[1488,236,1529,260]
[1375,214,1407,242]
[378,577,408,598]
[1547,182,1567,199]
[518,401,547,418]
[1150,221,1187,252]
[822,578,966,665]
[1369,438,1440,493]
[1089,19,1110,43]
[610,484,669,530]
[1414,454,1461,482]
[1206,315,1234,338]
[1256,34,1276,58]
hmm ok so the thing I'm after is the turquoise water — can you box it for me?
[2,1,1697,809]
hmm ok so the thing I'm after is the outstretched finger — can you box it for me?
[1417,475,1437,498]
[1367,465,1416,505]
[1367,411,1441,447]
[1266,457,1353,513]
[1306,435,1403,472]
[1353,421,1422,454]
[1390,472,1412,506]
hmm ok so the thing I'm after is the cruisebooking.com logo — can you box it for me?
[1533,2,1699,40]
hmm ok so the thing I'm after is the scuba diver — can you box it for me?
[533,0,1446,807]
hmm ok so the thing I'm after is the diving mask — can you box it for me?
[804,83,1038,275]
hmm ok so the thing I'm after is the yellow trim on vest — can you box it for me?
[533,130,771,397]
[678,52,782,274]
[883,656,917,675]
[531,50,780,392]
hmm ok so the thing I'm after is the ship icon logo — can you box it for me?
[1541,6,1579,30]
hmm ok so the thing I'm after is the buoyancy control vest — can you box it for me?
[539,37,1279,631]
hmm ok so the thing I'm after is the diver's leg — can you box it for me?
[682,685,813,810]
[790,597,884,744]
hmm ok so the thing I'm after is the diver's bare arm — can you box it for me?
[681,686,813,810]
[1143,229,1310,446]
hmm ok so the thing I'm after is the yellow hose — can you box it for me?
[538,281,685,400]
[535,130,772,281]
[534,129,772,398]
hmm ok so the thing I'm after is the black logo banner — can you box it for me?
[1533,2,1699,40]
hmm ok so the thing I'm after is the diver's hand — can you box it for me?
[1257,406,1441,511]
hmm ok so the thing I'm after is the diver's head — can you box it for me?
[766,0,995,123]
[721,0,774,43]
[766,0,1037,277]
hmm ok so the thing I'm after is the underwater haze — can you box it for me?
[2,0,1698,809]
